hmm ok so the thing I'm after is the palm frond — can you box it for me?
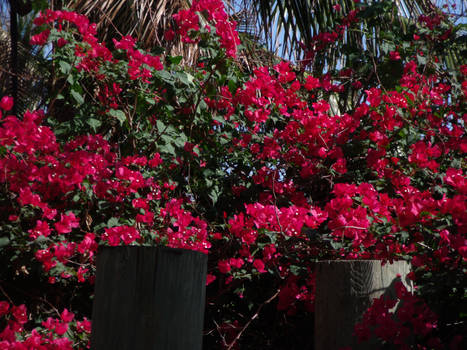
[0,2,47,114]
[0,28,48,113]
[65,0,194,56]
[235,0,464,67]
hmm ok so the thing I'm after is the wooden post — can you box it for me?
[315,260,411,350]
[91,246,207,350]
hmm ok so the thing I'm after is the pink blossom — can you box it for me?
[0,96,14,111]
[252,259,266,273]
[389,50,401,60]
[218,260,231,274]
[54,212,80,234]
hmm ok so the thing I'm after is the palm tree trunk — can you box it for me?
[9,0,18,115]
[8,0,32,115]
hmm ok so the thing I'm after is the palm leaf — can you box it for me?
[65,0,198,59]
[0,1,48,113]
[236,0,465,69]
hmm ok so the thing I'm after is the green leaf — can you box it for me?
[35,235,48,244]
[168,56,183,65]
[67,74,74,85]
[196,99,208,113]
[381,41,394,55]
[264,230,277,244]
[86,118,101,132]
[330,240,344,249]
[59,61,72,74]
[145,96,156,105]
[289,265,303,276]
[109,109,127,126]
[156,70,174,83]
[228,79,237,93]
[208,186,220,204]
[417,54,427,65]
[159,142,175,155]
[156,120,166,133]
[173,132,187,148]
[0,237,10,247]
[71,89,84,105]
[32,0,49,11]
[177,72,195,86]
[107,217,120,228]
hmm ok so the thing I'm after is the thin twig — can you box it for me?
[0,284,14,304]
[97,7,124,38]
[213,319,229,348]
[0,280,61,317]
[272,169,284,235]
[226,289,280,350]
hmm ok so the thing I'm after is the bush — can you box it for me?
[0,1,465,348]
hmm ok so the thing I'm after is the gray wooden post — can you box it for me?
[91,246,207,350]
[315,260,411,350]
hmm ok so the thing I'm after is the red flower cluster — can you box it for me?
[354,281,439,348]
[173,0,240,57]
[0,302,90,349]
[0,100,211,284]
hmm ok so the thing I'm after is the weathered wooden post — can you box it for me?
[91,246,207,350]
[315,260,411,350]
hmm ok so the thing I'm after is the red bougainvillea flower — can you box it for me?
[389,50,401,60]
[0,96,13,111]
[54,213,80,234]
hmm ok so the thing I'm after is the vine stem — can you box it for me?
[226,289,280,350]
[272,170,284,235]
[0,284,14,304]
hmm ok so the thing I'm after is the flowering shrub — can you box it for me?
[354,279,451,349]
[0,301,90,349]
[0,0,465,348]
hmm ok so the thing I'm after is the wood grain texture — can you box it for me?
[91,246,207,350]
[315,260,411,350]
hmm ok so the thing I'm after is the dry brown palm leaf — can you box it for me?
[0,29,11,93]
[0,26,46,113]
[65,0,203,63]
